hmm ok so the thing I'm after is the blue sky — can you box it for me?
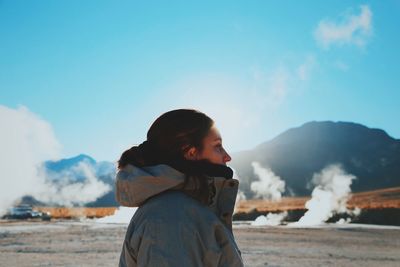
[1,1,399,162]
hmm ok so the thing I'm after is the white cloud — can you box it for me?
[334,60,350,71]
[314,5,372,49]
[297,55,316,81]
[266,67,289,109]
[0,105,111,215]
[0,105,61,215]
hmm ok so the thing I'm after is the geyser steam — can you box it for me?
[250,161,285,201]
[291,164,356,226]
[0,105,110,215]
[37,161,111,206]
[0,105,61,215]
[97,207,138,224]
[251,212,288,226]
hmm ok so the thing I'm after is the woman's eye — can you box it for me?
[215,144,223,151]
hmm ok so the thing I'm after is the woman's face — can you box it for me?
[195,126,232,165]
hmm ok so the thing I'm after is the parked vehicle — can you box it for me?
[2,205,51,221]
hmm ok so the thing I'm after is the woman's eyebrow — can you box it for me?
[213,137,222,142]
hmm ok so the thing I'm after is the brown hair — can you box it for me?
[118,109,215,203]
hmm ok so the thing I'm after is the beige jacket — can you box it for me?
[116,164,243,267]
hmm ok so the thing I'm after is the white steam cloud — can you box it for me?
[290,164,356,226]
[231,167,247,214]
[314,5,372,49]
[0,105,110,216]
[37,162,111,206]
[250,161,285,201]
[251,212,288,226]
[97,207,137,224]
[0,105,61,215]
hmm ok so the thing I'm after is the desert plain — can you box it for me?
[0,220,399,267]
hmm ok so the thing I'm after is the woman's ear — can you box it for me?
[184,147,198,160]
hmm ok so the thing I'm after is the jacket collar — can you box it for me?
[115,163,239,231]
[116,164,185,207]
[115,163,233,207]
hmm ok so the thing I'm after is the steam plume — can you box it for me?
[250,161,285,201]
[0,105,61,215]
[37,162,111,206]
[0,105,110,215]
[251,212,288,226]
[290,164,356,226]
[97,207,137,224]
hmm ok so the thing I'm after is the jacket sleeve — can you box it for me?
[215,225,244,267]
[119,238,137,267]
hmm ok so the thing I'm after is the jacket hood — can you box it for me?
[116,163,240,231]
[116,164,187,207]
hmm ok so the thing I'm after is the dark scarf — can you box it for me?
[165,158,233,180]
[138,140,233,179]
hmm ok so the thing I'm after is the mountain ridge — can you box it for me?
[231,121,400,197]
[19,120,400,206]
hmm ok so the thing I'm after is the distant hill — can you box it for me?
[45,154,96,172]
[20,121,400,207]
[20,154,118,207]
[230,121,400,197]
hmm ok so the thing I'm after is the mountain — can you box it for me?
[45,154,96,172]
[230,121,400,197]
[20,154,118,207]
[43,154,115,183]
[20,121,400,207]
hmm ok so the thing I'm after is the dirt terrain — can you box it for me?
[36,207,117,219]
[0,220,399,267]
[235,187,400,213]
[33,187,400,220]
[31,187,400,226]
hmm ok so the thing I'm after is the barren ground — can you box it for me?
[235,186,400,213]
[32,187,400,220]
[0,220,399,267]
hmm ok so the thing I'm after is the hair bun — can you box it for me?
[118,140,158,168]
[138,140,156,161]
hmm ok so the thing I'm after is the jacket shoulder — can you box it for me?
[134,190,220,225]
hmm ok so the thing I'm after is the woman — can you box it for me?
[116,109,243,267]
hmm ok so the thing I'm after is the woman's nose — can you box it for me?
[223,151,232,163]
